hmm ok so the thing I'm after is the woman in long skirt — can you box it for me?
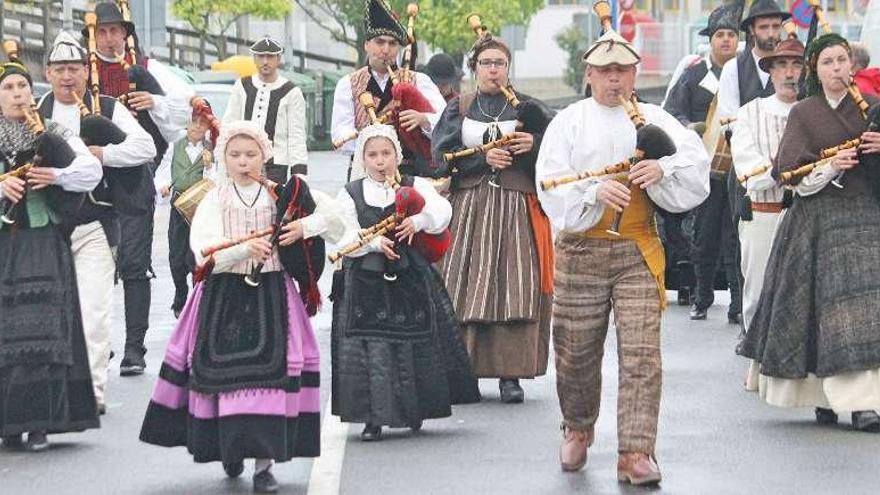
[0,60,101,451]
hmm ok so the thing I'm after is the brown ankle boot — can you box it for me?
[617,451,661,485]
[559,426,593,472]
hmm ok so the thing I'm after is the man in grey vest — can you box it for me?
[222,36,308,184]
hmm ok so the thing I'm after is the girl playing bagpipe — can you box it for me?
[332,124,480,442]
[139,121,342,493]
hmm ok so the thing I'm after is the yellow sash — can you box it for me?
[584,184,667,311]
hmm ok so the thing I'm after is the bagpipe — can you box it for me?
[332,93,391,149]
[329,172,451,268]
[194,174,325,315]
[72,92,127,147]
[779,102,880,186]
[605,93,677,236]
[442,14,551,185]
[383,4,435,167]
[0,40,78,225]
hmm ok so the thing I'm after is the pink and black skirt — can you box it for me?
[139,271,320,464]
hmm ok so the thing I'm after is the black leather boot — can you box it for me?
[500,378,525,403]
[852,411,880,432]
[121,279,151,376]
[815,407,838,425]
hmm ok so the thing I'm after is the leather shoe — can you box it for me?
[852,411,880,432]
[252,469,279,493]
[728,312,742,325]
[97,402,106,416]
[499,378,525,404]
[677,287,691,306]
[815,407,838,425]
[360,424,382,441]
[559,426,593,472]
[25,431,49,452]
[617,452,662,486]
[223,461,244,478]
[689,305,707,320]
[120,345,147,376]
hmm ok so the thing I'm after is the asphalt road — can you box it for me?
[1,151,877,495]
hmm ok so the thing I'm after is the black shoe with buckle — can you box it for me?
[499,378,525,403]
[120,345,147,376]
[360,424,382,441]
[689,305,707,320]
[815,407,838,425]
[223,461,244,478]
[852,411,880,432]
[252,468,279,493]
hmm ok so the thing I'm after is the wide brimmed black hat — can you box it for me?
[82,2,135,38]
[364,0,407,44]
[741,0,791,31]
[422,54,463,85]
[699,4,741,37]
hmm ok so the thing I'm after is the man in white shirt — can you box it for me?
[535,30,709,484]
[222,36,309,184]
[330,0,445,178]
[731,39,804,387]
[38,31,156,409]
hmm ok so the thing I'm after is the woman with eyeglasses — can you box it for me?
[0,60,102,450]
[432,35,554,403]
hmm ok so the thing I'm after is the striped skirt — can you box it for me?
[139,275,320,464]
[439,177,550,378]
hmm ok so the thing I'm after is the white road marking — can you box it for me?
[307,395,349,495]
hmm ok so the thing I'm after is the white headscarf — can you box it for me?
[214,120,274,186]
[349,124,403,182]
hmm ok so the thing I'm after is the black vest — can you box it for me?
[242,76,296,142]
[344,176,416,272]
[736,50,775,106]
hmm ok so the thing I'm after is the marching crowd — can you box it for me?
[1,0,879,493]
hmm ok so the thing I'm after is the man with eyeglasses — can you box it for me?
[330,0,445,178]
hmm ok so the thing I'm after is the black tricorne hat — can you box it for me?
[81,2,135,38]
[421,54,463,86]
[740,0,791,31]
[364,0,407,44]
[699,4,741,37]
[250,36,284,55]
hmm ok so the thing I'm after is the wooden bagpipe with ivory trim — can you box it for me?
[0,40,79,225]
[329,172,451,266]
[83,2,165,111]
[193,173,325,315]
[440,13,552,183]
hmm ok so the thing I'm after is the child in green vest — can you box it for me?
[155,104,218,317]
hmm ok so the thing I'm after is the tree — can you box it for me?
[172,0,291,60]
[292,0,544,64]
[554,23,589,94]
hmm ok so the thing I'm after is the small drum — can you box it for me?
[173,178,215,224]
[709,134,732,178]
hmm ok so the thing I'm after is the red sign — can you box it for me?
[619,11,637,42]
